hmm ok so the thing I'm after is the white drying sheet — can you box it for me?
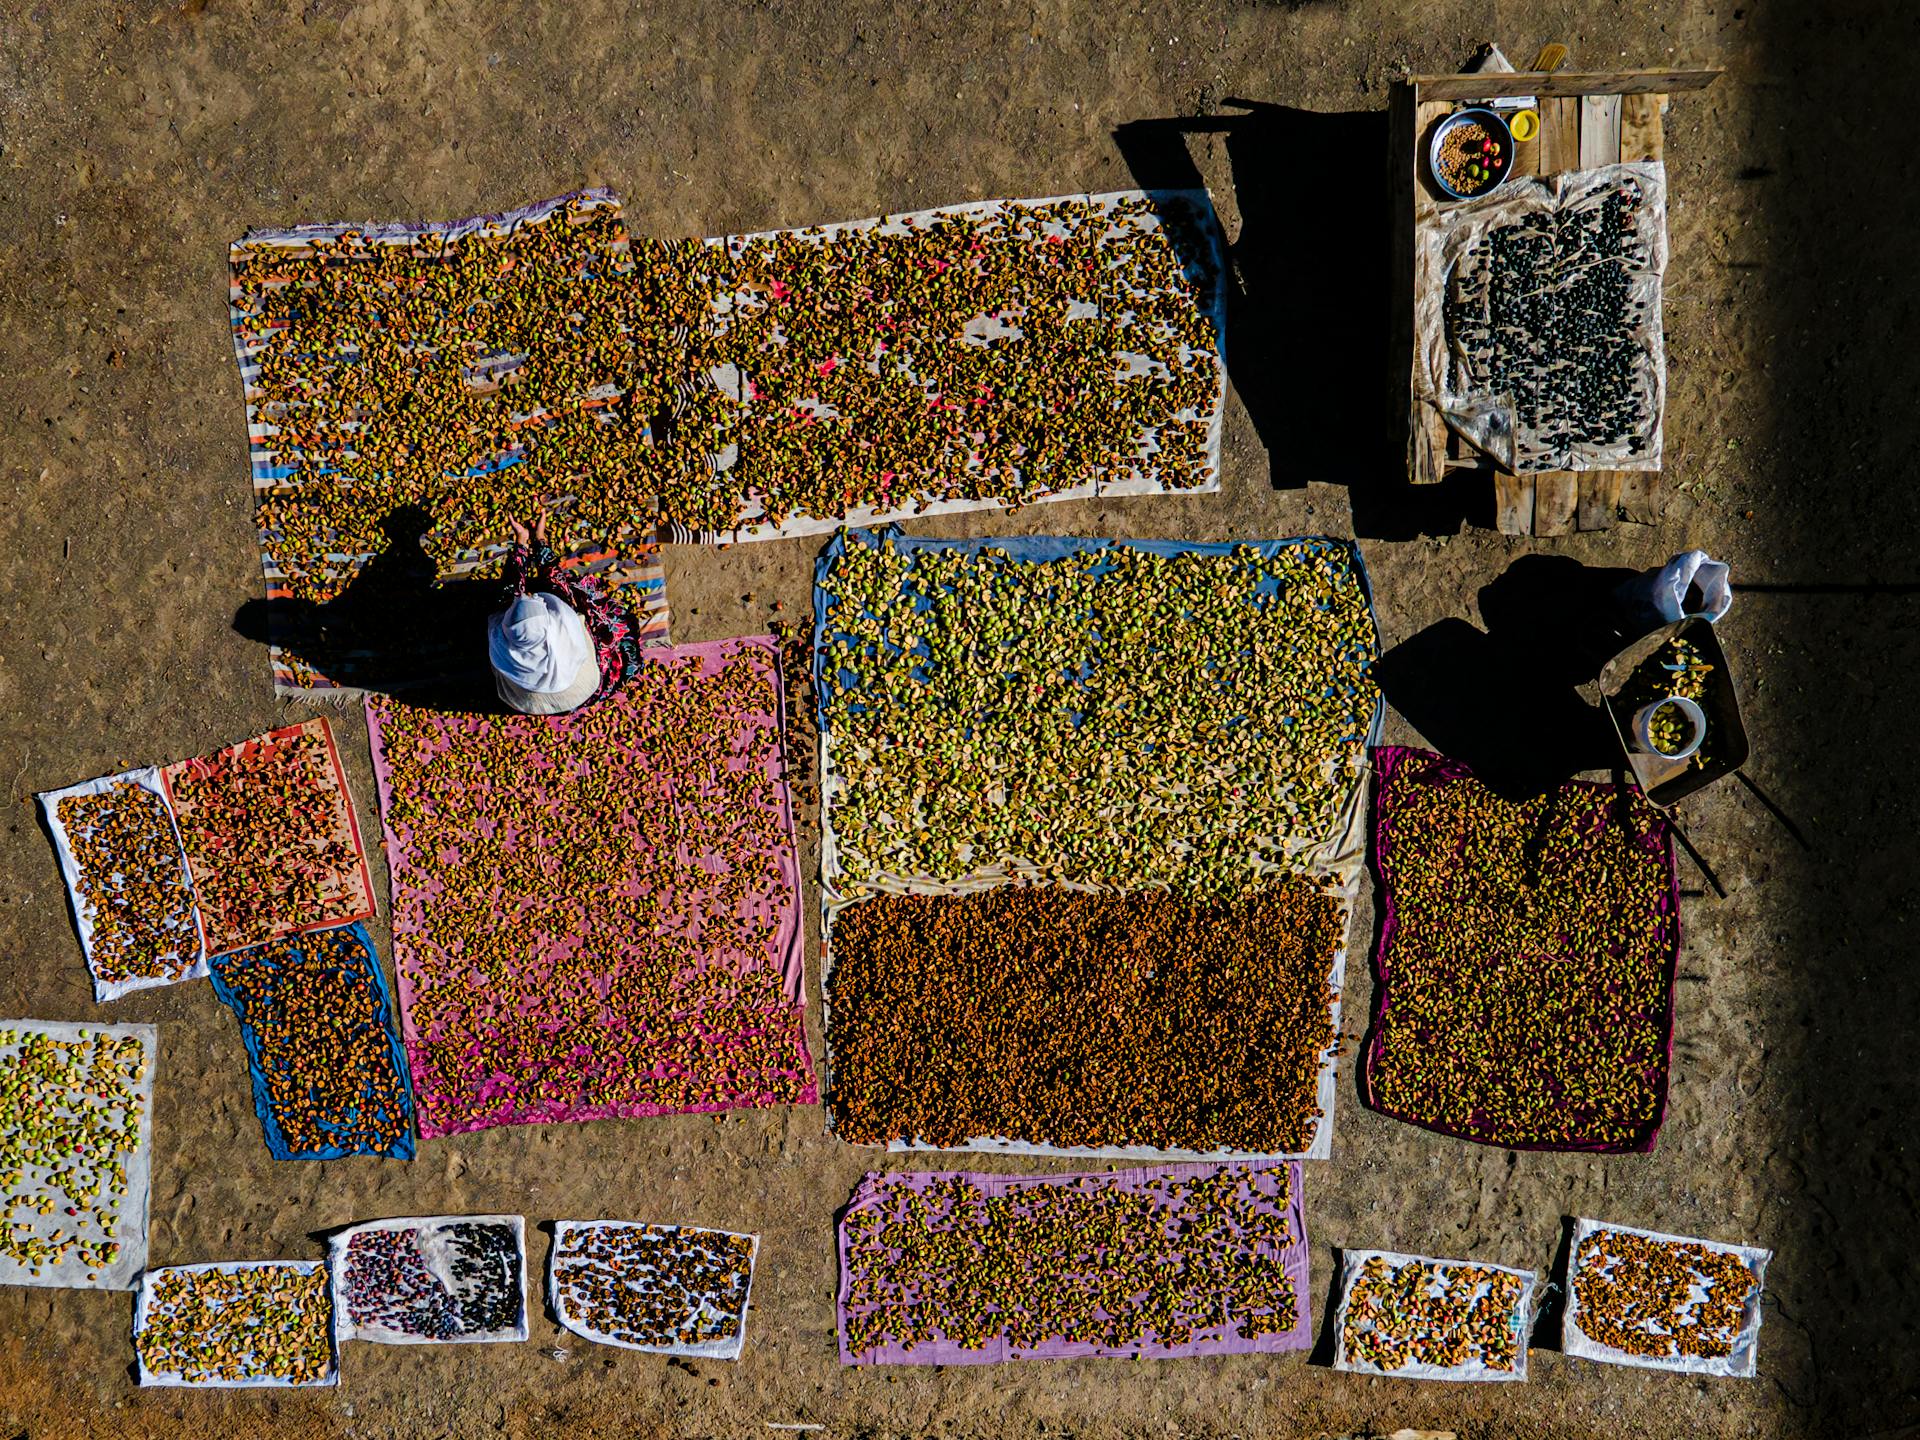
[1562,1217,1771,1377]
[1415,163,1668,473]
[37,767,207,1003]
[0,1019,156,1290]
[134,1260,340,1388]
[1331,1248,1537,1382]
[671,189,1229,543]
[329,1214,529,1345]
[548,1221,759,1360]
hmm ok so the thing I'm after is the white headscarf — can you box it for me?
[487,593,594,696]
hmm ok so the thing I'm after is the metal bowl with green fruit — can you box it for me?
[1428,107,1516,201]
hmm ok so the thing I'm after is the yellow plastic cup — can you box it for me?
[1510,107,1540,142]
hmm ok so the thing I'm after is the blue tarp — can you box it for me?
[209,921,416,1161]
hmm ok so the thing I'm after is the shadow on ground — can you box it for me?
[1374,554,1638,799]
[233,504,499,712]
[1753,0,1920,1429]
[1116,102,1484,539]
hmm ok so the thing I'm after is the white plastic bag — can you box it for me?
[1633,550,1732,624]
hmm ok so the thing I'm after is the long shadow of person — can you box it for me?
[1374,554,1647,802]
[233,504,498,712]
[1116,102,1483,539]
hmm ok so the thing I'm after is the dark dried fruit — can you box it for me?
[337,1218,523,1341]
[1444,178,1659,470]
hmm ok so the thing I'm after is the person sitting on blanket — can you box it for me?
[487,511,641,715]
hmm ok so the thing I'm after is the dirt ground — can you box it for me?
[1,1,1915,1437]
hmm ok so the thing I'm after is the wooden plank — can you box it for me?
[1409,69,1720,102]
[1579,94,1623,170]
[1413,96,1453,210]
[1512,115,1540,179]
[1390,83,1421,486]
[1494,472,1535,535]
[1410,405,1447,486]
[1534,472,1579,535]
[1620,92,1666,162]
[1406,86,1454,485]
[1616,471,1663,524]
[1578,470,1625,530]
[1538,97,1579,177]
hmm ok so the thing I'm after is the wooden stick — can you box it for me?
[1411,69,1720,102]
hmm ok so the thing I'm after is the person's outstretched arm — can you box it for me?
[498,514,563,599]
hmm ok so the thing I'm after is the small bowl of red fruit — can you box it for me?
[1428,107,1516,201]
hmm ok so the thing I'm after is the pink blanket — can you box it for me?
[365,636,816,1138]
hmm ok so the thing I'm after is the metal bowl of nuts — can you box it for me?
[1429,107,1516,201]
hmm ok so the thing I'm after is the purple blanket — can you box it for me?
[1361,745,1680,1152]
[837,1162,1309,1365]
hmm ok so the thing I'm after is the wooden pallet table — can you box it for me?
[1390,67,1721,535]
